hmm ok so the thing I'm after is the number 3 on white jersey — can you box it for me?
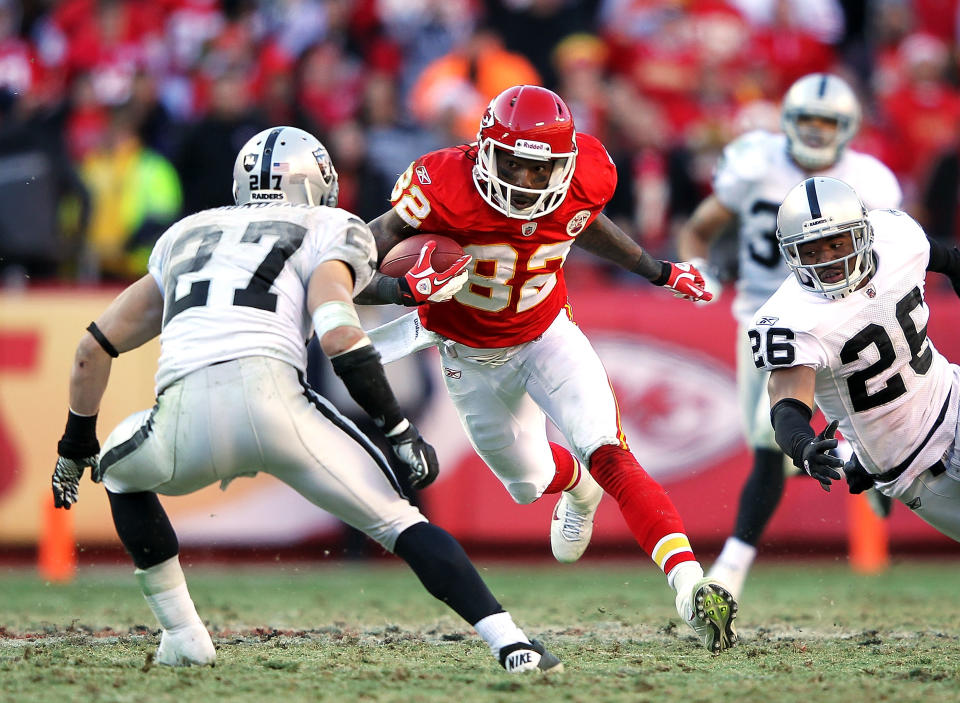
[457,241,574,313]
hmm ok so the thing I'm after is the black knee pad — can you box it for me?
[107,490,179,569]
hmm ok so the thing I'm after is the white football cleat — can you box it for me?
[676,577,738,654]
[155,621,216,666]
[550,470,603,563]
[499,639,564,674]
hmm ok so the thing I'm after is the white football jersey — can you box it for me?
[148,203,377,393]
[749,209,958,497]
[713,130,902,324]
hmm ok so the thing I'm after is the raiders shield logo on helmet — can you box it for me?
[242,153,257,172]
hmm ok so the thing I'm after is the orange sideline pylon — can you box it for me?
[847,491,889,573]
[38,496,77,582]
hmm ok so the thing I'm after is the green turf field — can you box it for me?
[2,559,959,703]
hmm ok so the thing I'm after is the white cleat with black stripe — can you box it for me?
[499,639,564,674]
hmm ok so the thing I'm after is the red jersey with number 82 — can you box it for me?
[389,134,617,347]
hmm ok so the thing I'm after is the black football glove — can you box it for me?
[52,411,101,509]
[799,419,843,492]
[387,422,439,489]
[843,453,875,495]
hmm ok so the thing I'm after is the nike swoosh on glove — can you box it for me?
[399,240,473,306]
[661,261,714,302]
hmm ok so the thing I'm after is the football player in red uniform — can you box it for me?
[357,85,736,653]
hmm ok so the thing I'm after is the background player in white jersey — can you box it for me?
[752,177,960,547]
[675,73,903,598]
[49,126,563,674]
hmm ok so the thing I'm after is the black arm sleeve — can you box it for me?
[630,254,671,284]
[926,235,960,276]
[329,344,405,431]
[770,398,815,468]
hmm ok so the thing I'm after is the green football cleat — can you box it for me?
[676,577,739,654]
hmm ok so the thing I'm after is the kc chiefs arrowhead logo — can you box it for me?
[566,210,591,236]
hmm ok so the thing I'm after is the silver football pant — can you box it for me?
[98,356,426,552]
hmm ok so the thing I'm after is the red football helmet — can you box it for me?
[472,85,578,219]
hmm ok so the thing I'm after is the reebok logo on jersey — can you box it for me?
[416,166,431,184]
[756,316,779,326]
[444,367,461,379]
[566,210,591,236]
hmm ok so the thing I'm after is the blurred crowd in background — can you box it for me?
[2,0,960,287]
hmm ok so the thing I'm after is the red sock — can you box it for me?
[588,444,696,575]
[543,442,579,494]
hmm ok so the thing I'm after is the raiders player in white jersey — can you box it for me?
[50,126,562,674]
[755,177,960,543]
[676,73,902,598]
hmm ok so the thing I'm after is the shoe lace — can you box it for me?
[560,508,589,540]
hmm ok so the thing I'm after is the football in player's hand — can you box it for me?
[380,234,465,276]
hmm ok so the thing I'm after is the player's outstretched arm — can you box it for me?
[309,260,439,488]
[675,195,734,261]
[674,196,732,303]
[576,214,713,302]
[767,366,843,492]
[54,275,165,509]
[926,235,960,299]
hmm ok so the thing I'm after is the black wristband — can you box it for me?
[86,321,120,358]
[64,410,97,439]
[651,261,672,286]
[629,250,670,284]
[770,398,815,468]
[329,344,405,431]
[58,410,100,459]
[376,275,420,307]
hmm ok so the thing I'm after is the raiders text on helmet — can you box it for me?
[777,176,875,299]
[781,73,861,171]
[473,85,577,220]
[232,126,339,207]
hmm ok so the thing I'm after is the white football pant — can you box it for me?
[434,311,626,505]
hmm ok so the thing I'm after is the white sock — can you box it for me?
[474,612,529,658]
[715,537,757,573]
[135,556,203,632]
[668,560,704,595]
[566,459,600,503]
